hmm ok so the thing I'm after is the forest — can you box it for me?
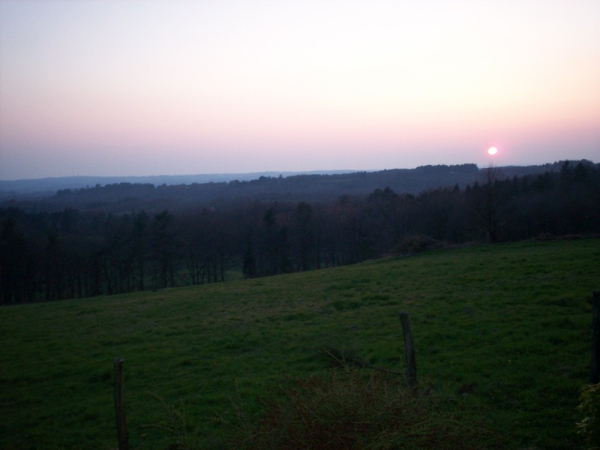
[1,160,599,304]
[1,162,563,211]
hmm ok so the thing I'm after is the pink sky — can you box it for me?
[1,0,599,180]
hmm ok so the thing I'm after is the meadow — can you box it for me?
[1,238,599,449]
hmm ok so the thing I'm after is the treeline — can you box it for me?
[4,163,561,214]
[1,161,599,304]
[4,163,576,215]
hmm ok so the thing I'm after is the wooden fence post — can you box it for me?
[114,358,129,450]
[590,291,600,384]
[399,312,417,387]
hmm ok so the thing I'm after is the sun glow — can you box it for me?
[1,1,599,179]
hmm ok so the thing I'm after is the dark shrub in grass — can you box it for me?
[395,235,444,255]
[577,383,600,448]
[227,368,504,450]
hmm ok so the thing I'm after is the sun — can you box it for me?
[487,147,498,155]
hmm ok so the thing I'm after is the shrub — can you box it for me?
[577,383,600,448]
[395,235,444,255]
[226,368,504,450]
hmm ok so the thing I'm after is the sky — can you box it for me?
[1,0,599,180]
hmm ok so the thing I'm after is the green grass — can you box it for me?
[1,238,599,449]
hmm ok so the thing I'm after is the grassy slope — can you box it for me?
[1,238,599,449]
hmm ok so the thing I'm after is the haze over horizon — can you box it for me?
[1,0,599,181]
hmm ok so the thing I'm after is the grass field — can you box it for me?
[1,238,599,449]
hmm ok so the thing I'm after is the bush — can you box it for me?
[577,383,600,448]
[225,368,503,450]
[395,235,444,255]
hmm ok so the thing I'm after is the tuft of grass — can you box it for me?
[144,393,197,450]
[321,345,370,369]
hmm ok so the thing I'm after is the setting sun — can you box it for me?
[488,147,498,155]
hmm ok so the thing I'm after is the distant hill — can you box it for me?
[1,161,596,213]
[0,170,355,197]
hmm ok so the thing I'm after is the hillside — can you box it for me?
[0,170,356,198]
[1,238,598,449]
[2,162,587,212]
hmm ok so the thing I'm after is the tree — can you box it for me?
[0,218,31,303]
[150,211,179,288]
[468,166,504,243]
[292,202,315,271]
[242,243,257,278]
[131,212,149,290]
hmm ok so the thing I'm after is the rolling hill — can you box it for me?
[1,237,598,448]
